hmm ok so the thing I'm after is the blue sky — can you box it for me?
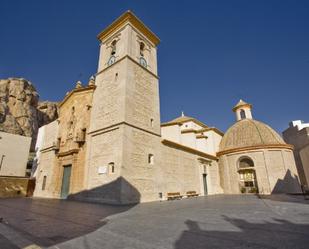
[1,0,308,132]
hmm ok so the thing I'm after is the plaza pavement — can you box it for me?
[0,194,309,249]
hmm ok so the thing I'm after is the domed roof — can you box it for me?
[219,119,286,152]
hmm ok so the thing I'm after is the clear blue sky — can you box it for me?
[1,0,308,133]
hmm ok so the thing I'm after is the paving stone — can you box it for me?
[0,195,308,249]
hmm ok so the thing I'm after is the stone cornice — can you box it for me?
[232,103,252,112]
[196,135,208,139]
[198,127,224,136]
[181,129,197,134]
[179,127,224,136]
[161,139,218,161]
[95,55,159,79]
[59,85,96,108]
[97,10,160,46]
[217,144,294,156]
[89,121,161,137]
[40,145,57,153]
[57,149,79,157]
[161,119,208,129]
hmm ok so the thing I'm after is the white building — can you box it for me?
[0,132,31,177]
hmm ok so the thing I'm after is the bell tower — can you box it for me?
[86,11,162,204]
[232,99,253,121]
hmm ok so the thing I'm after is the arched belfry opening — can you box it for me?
[111,40,117,55]
[140,42,145,56]
[240,109,246,119]
[233,99,253,121]
[237,157,258,194]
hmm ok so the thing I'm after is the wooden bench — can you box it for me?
[167,192,183,200]
[186,191,199,197]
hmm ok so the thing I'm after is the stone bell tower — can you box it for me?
[85,11,162,204]
[232,99,253,121]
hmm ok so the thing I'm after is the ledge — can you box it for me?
[97,10,160,46]
[59,85,96,108]
[161,139,218,160]
[57,149,79,157]
[217,144,294,156]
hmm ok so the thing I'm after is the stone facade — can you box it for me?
[33,82,95,198]
[218,101,301,194]
[219,149,300,194]
[33,11,301,204]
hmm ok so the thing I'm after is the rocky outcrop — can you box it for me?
[0,78,58,150]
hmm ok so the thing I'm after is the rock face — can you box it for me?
[0,78,58,150]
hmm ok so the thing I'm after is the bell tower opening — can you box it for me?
[233,99,253,121]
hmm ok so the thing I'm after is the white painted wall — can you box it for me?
[289,120,309,131]
[0,132,31,177]
[161,120,222,156]
[300,144,309,186]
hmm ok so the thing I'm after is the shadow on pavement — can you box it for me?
[0,194,136,247]
[0,234,19,249]
[258,193,309,204]
[174,217,309,249]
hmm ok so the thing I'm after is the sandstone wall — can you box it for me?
[219,149,301,194]
[0,176,32,197]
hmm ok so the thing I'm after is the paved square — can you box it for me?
[0,195,309,249]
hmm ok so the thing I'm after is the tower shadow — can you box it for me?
[174,217,309,249]
[0,177,140,247]
[271,169,302,194]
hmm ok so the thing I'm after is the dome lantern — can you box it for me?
[232,99,253,121]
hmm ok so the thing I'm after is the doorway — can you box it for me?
[61,165,72,199]
[238,157,258,194]
[203,173,208,195]
[238,169,258,193]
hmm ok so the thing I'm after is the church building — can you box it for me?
[33,11,301,204]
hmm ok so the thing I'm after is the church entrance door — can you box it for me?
[61,165,72,199]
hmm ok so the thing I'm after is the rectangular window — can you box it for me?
[148,154,154,165]
[109,162,115,173]
[42,176,47,190]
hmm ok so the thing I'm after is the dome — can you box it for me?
[219,119,286,152]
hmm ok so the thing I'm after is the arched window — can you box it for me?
[42,176,47,190]
[240,109,246,119]
[148,154,154,165]
[140,42,145,56]
[111,40,117,55]
[109,162,115,173]
[239,157,254,169]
